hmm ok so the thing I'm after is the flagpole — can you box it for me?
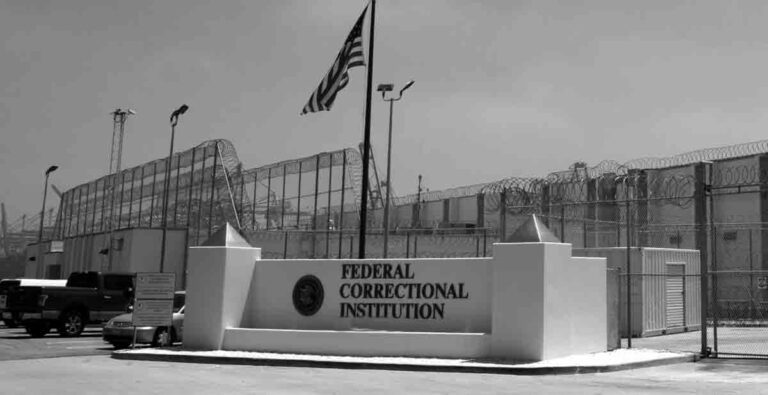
[358,0,375,259]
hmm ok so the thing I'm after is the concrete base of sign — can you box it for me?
[492,243,607,361]
[222,328,491,359]
[184,246,261,350]
[183,242,607,362]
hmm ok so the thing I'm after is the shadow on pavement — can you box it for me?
[0,327,103,340]
[694,358,768,374]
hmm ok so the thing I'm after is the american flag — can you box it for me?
[301,8,367,115]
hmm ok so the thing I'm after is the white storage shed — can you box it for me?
[573,247,701,338]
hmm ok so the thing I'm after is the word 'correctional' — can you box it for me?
[340,282,469,300]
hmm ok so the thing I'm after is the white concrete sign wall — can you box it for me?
[243,258,491,333]
[184,240,608,362]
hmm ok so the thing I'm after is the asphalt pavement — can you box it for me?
[0,355,767,394]
[0,325,113,361]
[1,322,768,393]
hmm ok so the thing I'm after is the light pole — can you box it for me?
[416,174,423,228]
[160,104,188,273]
[377,80,414,258]
[37,165,58,277]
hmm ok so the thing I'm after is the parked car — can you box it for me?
[0,279,67,328]
[14,272,134,337]
[103,291,185,349]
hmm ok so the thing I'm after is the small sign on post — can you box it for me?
[133,299,175,326]
[135,272,176,299]
[132,272,176,347]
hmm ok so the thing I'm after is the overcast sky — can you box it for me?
[3,0,768,222]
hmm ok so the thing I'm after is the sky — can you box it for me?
[3,0,768,223]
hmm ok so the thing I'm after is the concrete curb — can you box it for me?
[111,350,698,375]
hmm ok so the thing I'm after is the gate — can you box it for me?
[703,159,768,359]
[708,268,768,358]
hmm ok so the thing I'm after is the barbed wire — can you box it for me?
[11,137,768,239]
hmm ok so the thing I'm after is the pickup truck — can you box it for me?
[14,272,134,337]
[0,279,67,327]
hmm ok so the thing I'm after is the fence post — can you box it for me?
[560,204,566,243]
[414,235,418,258]
[483,228,487,257]
[712,225,719,355]
[406,232,410,258]
[475,235,480,257]
[749,228,754,318]
[499,190,507,241]
[325,225,330,259]
[283,231,288,259]
[625,179,632,348]
[694,161,710,357]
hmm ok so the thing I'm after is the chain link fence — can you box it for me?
[20,140,768,358]
[243,163,766,359]
[245,228,498,259]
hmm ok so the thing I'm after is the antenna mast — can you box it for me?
[103,108,134,271]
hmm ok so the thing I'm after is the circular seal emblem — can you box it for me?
[292,275,324,316]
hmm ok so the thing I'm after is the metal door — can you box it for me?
[666,263,685,328]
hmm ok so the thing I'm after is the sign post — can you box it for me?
[131,272,176,348]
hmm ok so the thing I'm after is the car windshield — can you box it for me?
[173,293,185,313]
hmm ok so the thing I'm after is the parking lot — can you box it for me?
[0,324,113,361]
[2,321,768,394]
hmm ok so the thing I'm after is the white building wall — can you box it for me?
[28,228,187,283]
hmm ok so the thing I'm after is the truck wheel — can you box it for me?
[25,322,50,337]
[58,310,85,337]
[3,319,19,329]
[151,327,174,347]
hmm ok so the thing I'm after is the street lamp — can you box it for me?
[37,165,58,277]
[160,104,189,272]
[377,80,414,258]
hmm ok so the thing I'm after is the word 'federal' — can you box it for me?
[341,263,415,280]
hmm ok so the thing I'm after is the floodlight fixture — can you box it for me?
[377,83,394,92]
[400,80,415,95]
